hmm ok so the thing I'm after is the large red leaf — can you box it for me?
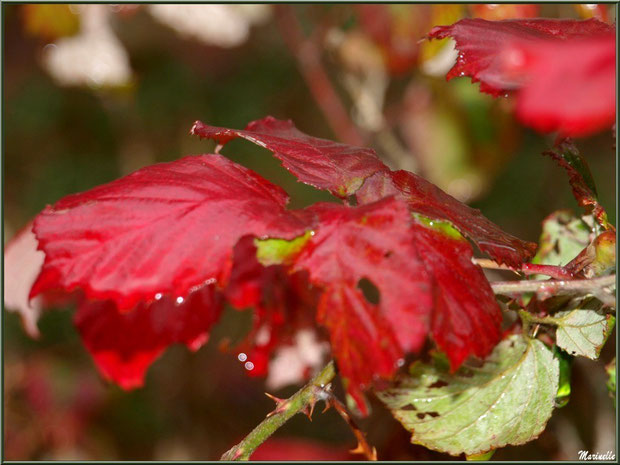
[190,116,388,198]
[290,197,502,412]
[75,285,222,389]
[427,18,615,137]
[356,170,537,267]
[30,154,309,311]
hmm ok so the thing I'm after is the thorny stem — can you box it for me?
[474,258,574,280]
[491,274,616,296]
[274,5,366,147]
[220,361,336,461]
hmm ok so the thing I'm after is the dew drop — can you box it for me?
[245,361,255,371]
[176,296,184,305]
[238,353,248,362]
[396,358,405,368]
[310,231,316,236]
[155,293,163,300]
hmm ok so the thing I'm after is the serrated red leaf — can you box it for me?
[190,116,388,198]
[357,170,537,267]
[291,197,502,412]
[427,18,615,137]
[75,285,222,389]
[30,154,309,311]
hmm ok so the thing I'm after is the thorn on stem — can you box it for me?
[264,392,289,418]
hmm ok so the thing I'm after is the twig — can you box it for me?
[491,274,616,296]
[220,361,336,461]
[328,396,377,461]
[274,5,366,147]
[474,258,575,280]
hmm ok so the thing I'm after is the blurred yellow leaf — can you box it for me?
[22,4,79,41]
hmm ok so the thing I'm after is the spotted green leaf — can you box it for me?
[554,305,615,360]
[377,335,559,456]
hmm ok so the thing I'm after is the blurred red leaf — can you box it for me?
[191,116,388,198]
[507,33,615,137]
[427,18,615,137]
[357,170,537,267]
[75,285,222,389]
[291,197,502,413]
[250,437,352,461]
[30,154,309,311]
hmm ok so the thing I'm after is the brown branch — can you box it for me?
[491,274,616,296]
[327,396,377,461]
[274,5,366,147]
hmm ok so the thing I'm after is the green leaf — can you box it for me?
[531,210,592,269]
[554,346,572,408]
[554,306,615,360]
[606,358,615,406]
[377,335,559,456]
[466,450,495,461]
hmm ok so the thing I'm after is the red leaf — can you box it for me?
[508,33,615,137]
[190,116,388,198]
[75,285,222,389]
[225,237,320,378]
[427,18,615,137]
[291,197,502,412]
[544,139,613,230]
[357,170,537,267]
[30,154,309,311]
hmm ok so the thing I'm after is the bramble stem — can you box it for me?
[474,259,574,280]
[491,274,615,295]
[220,361,337,461]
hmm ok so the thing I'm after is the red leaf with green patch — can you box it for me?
[356,170,537,267]
[30,154,309,311]
[287,197,502,412]
[224,237,320,377]
[190,116,388,198]
[75,285,222,389]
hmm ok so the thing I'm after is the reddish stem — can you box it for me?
[520,263,575,280]
[274,5,366,147]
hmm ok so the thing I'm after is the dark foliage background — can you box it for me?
[3,4,615,460]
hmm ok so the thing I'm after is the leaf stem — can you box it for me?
[220,361,337,461]
[474,258,574,280]
[491,274,615,296]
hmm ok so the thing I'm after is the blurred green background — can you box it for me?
[3,3,616,460]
